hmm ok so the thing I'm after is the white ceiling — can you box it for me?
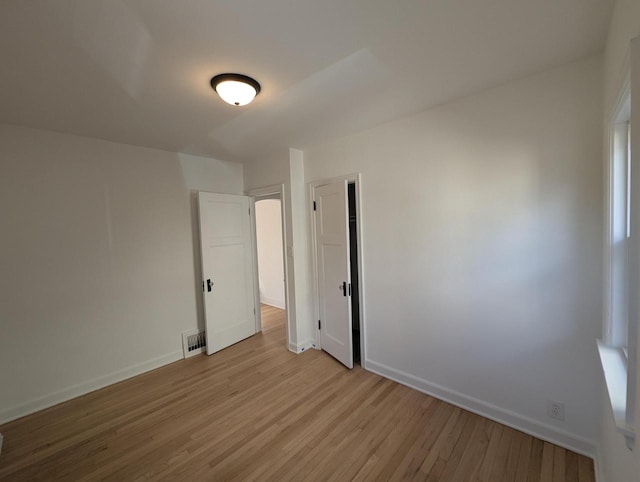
[0,0,613,163]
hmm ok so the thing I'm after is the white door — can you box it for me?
[314,181,353,368]
[199,192,256,354]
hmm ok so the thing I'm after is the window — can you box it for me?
[607,108,631,349]
[600,85,635,448]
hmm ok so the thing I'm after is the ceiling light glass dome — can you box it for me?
[211,73,261,106]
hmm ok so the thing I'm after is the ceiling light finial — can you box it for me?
[210,73,261,106]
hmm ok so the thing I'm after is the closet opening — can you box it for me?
[348,182,361,364]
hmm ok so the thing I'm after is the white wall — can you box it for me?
[244,149,314,352]
[255,199,285,309]
[304,56,603,453]
[179,153,244,330]
[289,149,314,347]
[0,125,243,422]
[599,1,640,480]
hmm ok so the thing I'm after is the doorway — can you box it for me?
[311,174,364,369]
[255,197,286,339]
[248,185,291,349]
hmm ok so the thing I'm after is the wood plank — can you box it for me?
[578,455,596,482]
[488,425,514,480]
[387,400,454,481]
[527,437,544,482]
[502,428,524,481]
[514,433,533,482]
[0,306,597,481]
[477,422,504,481]
[418,407,464,476]
[540,442,555,482]
[565,449,579,482]
[552,444,566,482]
[448,418,494,482]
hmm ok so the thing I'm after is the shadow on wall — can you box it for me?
[189,191,206,331]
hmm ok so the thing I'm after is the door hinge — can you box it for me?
[318,320,321,330]
[248,207,251,215]
[313,201,316,211]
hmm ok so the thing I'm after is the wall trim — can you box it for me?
[289,339,313,354]
[365,358,597,459]
[0,351,183,425]
[260,296,286,310]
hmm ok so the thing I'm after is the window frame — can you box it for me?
[606,106,631,349]
[600,72,635,448]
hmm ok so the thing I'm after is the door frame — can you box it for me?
[246,184,292,348]
[309,173,366,368]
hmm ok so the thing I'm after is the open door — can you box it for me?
[314,180,353,368]
[199,192,256,354]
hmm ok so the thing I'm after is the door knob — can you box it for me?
[207,279,214,292]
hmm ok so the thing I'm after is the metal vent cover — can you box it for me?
[182,330,206,358]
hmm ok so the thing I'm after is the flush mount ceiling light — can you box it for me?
[210,73,261,106]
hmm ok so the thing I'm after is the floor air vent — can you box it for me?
[182,329,206,358]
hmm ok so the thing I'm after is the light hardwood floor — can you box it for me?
[0,306,595,481]
[260,303,285,334]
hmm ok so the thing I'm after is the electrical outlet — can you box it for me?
[547,400,565,421]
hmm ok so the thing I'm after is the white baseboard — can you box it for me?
[365,359,597,459]
[288,339,313,354]
[260,296,285,310]
[0,351,183,425]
